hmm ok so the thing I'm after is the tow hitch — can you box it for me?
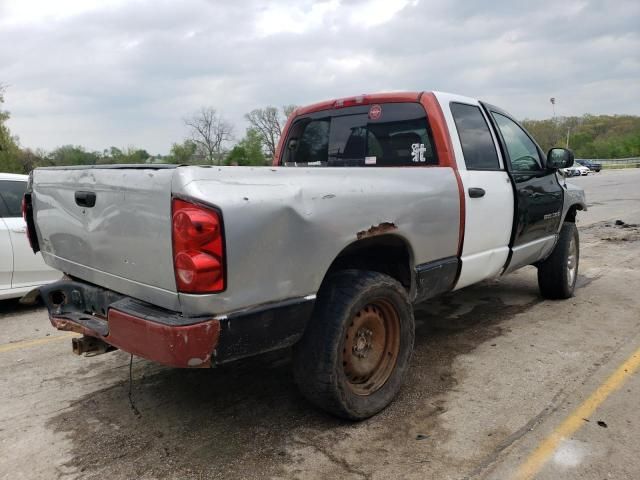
[72,336,117,356]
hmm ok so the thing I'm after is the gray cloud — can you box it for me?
[1,0,638,153]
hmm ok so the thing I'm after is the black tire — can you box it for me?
[537,222,579,299]
[293,270,414,420]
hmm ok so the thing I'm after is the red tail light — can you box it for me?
[172,198,225,293]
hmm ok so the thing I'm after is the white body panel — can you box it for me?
[455,170,514,289]
[4,216,60,289]
[434,92,514,290]
[0,218,13,290]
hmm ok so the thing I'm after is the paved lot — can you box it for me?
[1,169,639,480]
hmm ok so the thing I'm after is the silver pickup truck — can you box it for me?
[25,91,586,419]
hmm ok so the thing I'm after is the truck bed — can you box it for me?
[31,164,461,316]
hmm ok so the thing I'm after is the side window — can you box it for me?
[283,103,437,167]
[0,180,27,217]
[450,103,500,170]
[491,112,542,171]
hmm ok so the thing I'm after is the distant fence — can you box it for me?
[580,158,640,169]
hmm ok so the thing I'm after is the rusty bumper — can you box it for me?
[50,311,220,368]
[39,279,314,368]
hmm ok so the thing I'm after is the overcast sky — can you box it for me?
[1,0,638,154]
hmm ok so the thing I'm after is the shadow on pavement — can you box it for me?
[0,297,43,318]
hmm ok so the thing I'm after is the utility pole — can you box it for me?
[566,126,571,149]
[550,97,559,146]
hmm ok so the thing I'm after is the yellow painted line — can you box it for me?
[515,345,640,480]
[0,333,78,354]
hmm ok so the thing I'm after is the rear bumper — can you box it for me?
[38,279,314,368]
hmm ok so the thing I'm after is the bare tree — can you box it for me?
[282,104,297,119]
[184,107,234,164]
[245,105,297,160]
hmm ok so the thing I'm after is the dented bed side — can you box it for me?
[172,165,460,316]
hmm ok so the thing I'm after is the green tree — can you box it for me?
[98,146,150,164]
[522,114,640,158]
[48,145,99,166]
[18,148,48,172]
[226,128,267,166]
[168,140,197,164]
[107,146,124,161]
[124,148,150,163]
[0,84,22,173]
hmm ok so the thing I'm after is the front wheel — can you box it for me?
[537,222,579,299]
[293,270,415,420]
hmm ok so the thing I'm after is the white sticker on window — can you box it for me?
[411,143,427,163]
[365,156,377,165]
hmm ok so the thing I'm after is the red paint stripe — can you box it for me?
[420,92,465,256]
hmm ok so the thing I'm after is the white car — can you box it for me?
[1,173,61,300]
[573,165,591,176]
[561,165,589,177]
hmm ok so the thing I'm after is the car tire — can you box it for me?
[537,222,579,299]
[293,269,415,420]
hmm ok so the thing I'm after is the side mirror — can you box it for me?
[546,148,574,170]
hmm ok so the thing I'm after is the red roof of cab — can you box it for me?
[294,91,425,116]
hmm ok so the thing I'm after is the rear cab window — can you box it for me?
[282,103,438,167]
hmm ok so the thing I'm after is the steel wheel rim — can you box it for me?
[341,299,401,396]
[567,235,577,287]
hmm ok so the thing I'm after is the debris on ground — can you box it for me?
[613,220,639,228]
[600,220,640,242]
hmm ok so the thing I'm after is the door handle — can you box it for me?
[75,191,97,208]
[468,187,486,198]
[11,228,27,234]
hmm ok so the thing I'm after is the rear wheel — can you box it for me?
[293,270,414,420]
[537,222,579,299]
